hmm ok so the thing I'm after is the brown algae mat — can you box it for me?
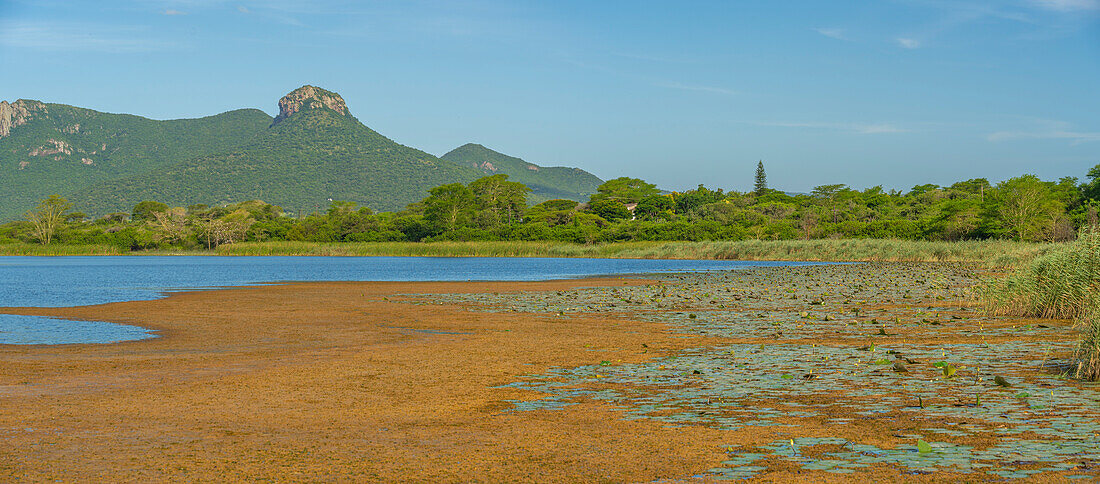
[0,263,1098,482]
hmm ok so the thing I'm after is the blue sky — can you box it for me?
[1,0,1097,193]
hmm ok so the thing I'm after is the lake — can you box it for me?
[0,256,822,344]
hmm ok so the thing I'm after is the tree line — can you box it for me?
[4,165,1096,250]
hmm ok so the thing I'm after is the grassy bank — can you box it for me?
[0,238,1057,266]
[981,231,1100,380]
[210,239,1055,266]
[0,243,128,256]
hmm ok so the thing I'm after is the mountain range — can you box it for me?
[0,86,603,220]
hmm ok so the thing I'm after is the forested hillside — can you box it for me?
[440,143,602,203]
[71,88,480,214]
[0,87,609,219]
[0,101,271,220]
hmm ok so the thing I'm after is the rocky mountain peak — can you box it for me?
[272,85,349,124]
[0,99,46,138]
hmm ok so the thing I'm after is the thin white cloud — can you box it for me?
[752,121,909,134]
[890,0,1094,50]
[814,27,847,40]
[1029,0,1100,11]
[235,4,303,26]
[610,51,696,64]
[0,22,179,53]
[896,37,922,49]
[656,82,738,96]
[988,118,1100,143]
[988,129,1100,143]
[163,9,187,15]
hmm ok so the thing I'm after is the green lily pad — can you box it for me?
[917,440,933,454]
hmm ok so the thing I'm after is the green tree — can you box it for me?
[423,183,476,232]
[674,185,725,215]
[589,199,631,221]
[469,174,530,227]
[590,177,659,204]
[526,199,580,226]
[754,160,767,195]
[933,199,982,240]
[151,207,190,245]
[811,184,848,224]
[132,200,169,222]
[196,209,256,248]
[1082,164,1100,201]
[994,175,1064,241]
[323,201,381,241]
[635,195,674,221]
[535,199,579,212]
[26,195,72,244]
[949,178,991,200]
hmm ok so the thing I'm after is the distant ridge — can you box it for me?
[0,87,608,219]
[69,86,478,214]
[441,143,602,203]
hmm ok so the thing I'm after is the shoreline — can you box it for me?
[0,238,1058,266]
[1,265,1095,481]
[0,277,743,481]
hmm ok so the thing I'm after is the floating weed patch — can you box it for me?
[423,264,1100,479]
[497,340,1100,479]
[711,438,1093,480]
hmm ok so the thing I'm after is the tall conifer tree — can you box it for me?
[754,161,768,195]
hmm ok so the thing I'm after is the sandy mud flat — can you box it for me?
[1,263,1097,482]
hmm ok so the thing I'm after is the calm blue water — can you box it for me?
[0,314,157,345]
[0,256,821,344]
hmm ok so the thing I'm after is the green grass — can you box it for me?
[216,240,618,257]
[0,243,127,256]
[981,231,1100,380]
[0,238,1055,265]
[213,238,1053,266]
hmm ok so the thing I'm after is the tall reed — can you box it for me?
[981,231,1100,380]
[0,243,125,256]
[216,239,1053,266]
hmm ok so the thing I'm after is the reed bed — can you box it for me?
[215,238,1053,266]
[0,243,126,256]
[600,239,1053,266]
[981,231,1100,380]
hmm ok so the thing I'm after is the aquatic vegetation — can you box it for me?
[982,231,1100,320]
[0,243,125,256]
[208,239,1053,266]
[419,263,1100,480]
[982,231,1100,380]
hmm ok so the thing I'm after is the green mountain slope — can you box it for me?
[440,143,602,203]
[1,86,609,219]
[70,86,481,214]
[0,101,271,220]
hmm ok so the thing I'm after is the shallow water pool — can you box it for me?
[0,256,824,344]
[0,314,158,345]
